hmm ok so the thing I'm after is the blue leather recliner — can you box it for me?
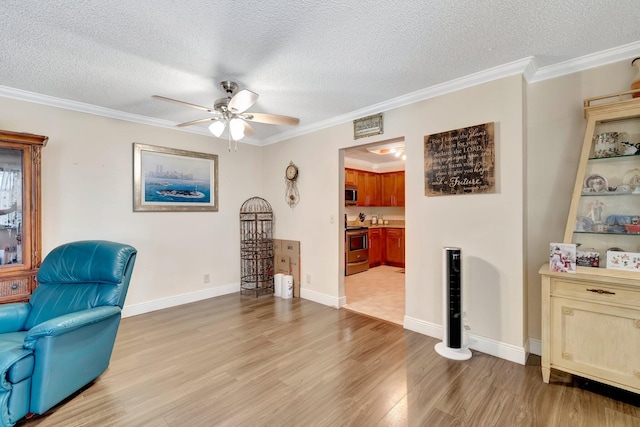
[0,240,137,426]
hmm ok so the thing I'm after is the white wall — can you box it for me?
[262,75,528,362]
[0,96,263,315]
[407,76,526,361]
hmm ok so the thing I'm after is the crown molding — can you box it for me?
[0,85,262,147]
[261,56,535,146]
[529,40,640,83]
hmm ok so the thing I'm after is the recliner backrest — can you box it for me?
[25,240,137,330]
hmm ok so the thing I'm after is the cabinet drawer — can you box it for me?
[385,228,403,237]
[0,278,30,297]
[551,278,640,307]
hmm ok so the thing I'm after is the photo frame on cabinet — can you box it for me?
[133,143,218,212]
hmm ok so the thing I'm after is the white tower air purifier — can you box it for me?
[435,247,472,360]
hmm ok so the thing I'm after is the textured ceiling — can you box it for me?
[1,0,640,146]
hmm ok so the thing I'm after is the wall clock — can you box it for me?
[285,161,299,208]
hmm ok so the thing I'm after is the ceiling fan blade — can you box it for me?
[242,120,256,136]
[228,89,258,114]
[152,95,214,112]
[244,113,300,126]
[176,117,218,127]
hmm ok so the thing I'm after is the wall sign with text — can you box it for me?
[424,122,495,196]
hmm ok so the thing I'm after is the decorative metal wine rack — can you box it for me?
[239,197,274,297]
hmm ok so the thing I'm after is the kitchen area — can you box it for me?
[343,139,405,324]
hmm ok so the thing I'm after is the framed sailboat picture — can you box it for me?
[133,143,218,212]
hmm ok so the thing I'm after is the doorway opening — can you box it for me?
[341,138,406,325]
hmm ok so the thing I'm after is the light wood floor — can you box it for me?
[344,265,405,325]
[20,294,639,426]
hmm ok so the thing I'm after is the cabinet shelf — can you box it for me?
[580,191,638,197]
[588,153,640,161]
[573,230,640,236]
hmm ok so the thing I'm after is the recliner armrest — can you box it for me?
[0,303,30,334]
[23,306,121,350]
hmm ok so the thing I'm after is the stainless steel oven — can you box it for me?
[345,226,369,275]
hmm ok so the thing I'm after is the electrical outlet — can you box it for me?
[203,274,210,283]
[306,274,311,284]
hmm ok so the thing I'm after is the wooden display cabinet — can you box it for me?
[0,130,47,304]
[539,91,640,394]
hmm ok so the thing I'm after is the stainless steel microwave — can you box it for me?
[345,185,358,205]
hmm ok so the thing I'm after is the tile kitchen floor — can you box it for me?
[343,265,405,325]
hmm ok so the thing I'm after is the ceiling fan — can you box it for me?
[153,80,300,151]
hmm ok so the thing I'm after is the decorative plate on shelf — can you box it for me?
[622,168,640,188]
[584,174,608,192]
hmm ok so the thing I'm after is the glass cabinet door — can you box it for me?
[0,148,23,266]
[568,110,640,266]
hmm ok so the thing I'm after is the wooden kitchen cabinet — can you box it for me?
[384,228,405,267]
[345,168,403,207]
[364,172,380,206]
[345,168,357,186]
[381,171,405,206]
[353,169,379,207]
[396,172,405,206]
[0,130,47,304]
[540,91,640,393]
[368,228,382,267]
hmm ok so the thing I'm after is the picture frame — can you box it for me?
[549,243,577,273]
[353,113,383,139]
[606,250,640,271]
[424,122,495,196]
[133,143,218,212]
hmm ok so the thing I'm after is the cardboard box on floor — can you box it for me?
[274,239,301,297]
[275,254,290,276]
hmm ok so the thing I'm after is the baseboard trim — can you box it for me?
[529,338,542,356]
[403,316,528,365]
[122,283,240,318]
[299,288,343,308]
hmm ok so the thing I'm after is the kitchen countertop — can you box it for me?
[347,221,405,228]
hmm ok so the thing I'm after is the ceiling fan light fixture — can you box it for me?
[229,118,246,140]
[209,120,226,137]
[366,141,405,155]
